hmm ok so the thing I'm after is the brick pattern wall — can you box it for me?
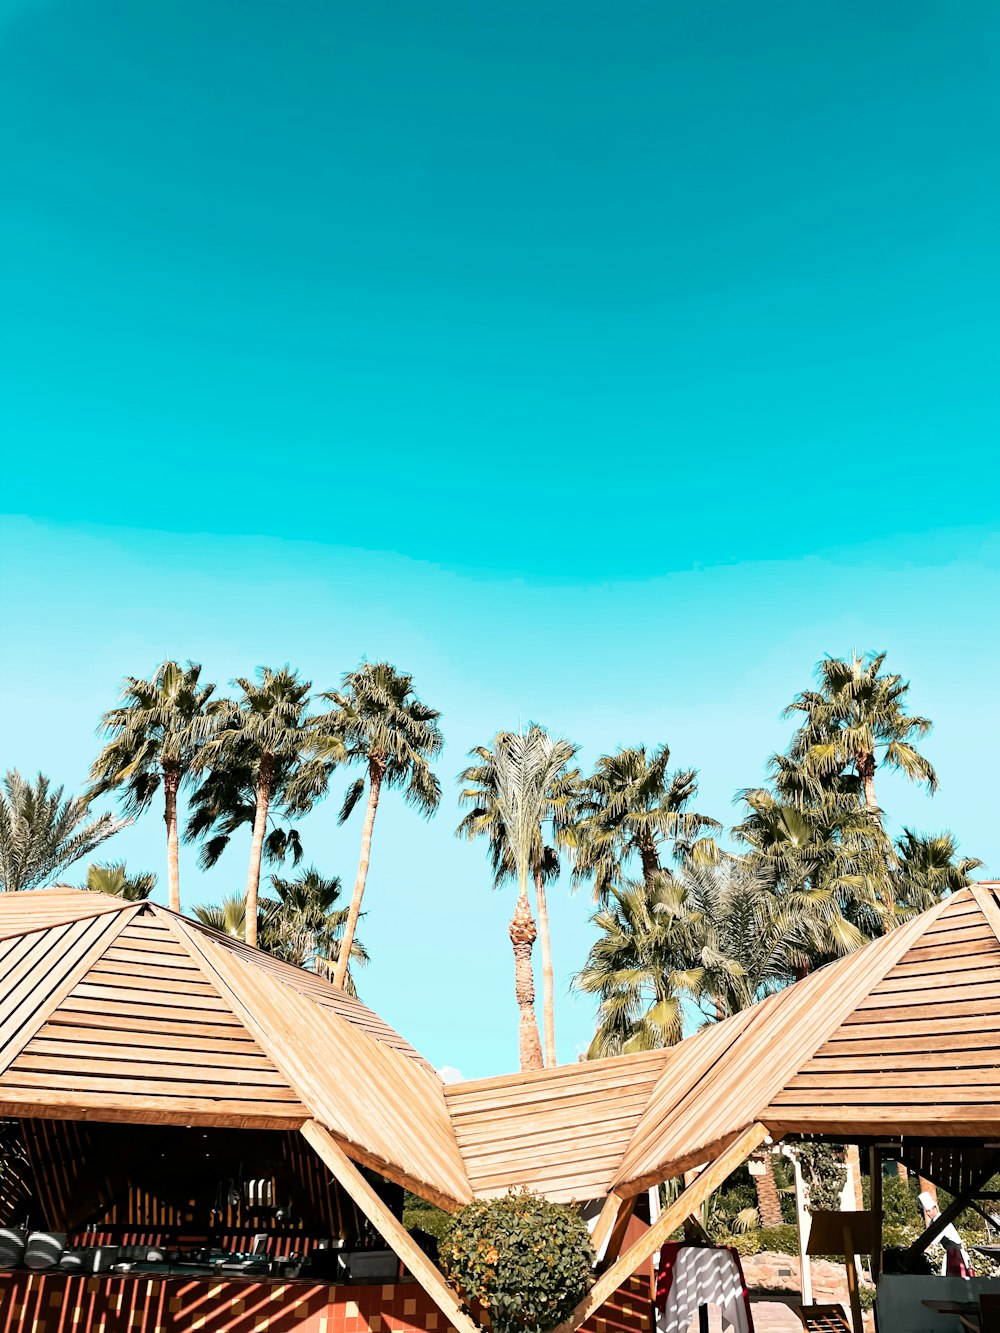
[0,1271,654,1333]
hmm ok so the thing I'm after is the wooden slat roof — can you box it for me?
[445,1049,670,1204]
[3,885,1000,1209]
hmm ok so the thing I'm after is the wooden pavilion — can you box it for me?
[1,883,999,1332]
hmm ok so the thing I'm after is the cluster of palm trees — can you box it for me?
[0,649,981,1071]
[573,652,981,1061]
[84,658,442,984]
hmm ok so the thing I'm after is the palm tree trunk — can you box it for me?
[245,755,273,948]
[163,763,181,914]
[509,889,543,1071]
[533,867,557,1067]
[638,835,661,886]
[333,760,383,991]
[858,751,879,820]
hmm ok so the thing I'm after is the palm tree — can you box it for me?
[0,770,124,893]
[784,652,937,823]
[79,861,156,900]
[89,661,215,912]
[895,829,982,913]
[574,873,704,1057]
[314,662,442,991]
[733,786,884,971]
[267,867,368,996]
[197,667,317,947]
[573,744,719,899]
[457,725,580,1067]
[185,741,318,872]
[474,728,578,1071]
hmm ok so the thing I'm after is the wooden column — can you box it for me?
[868,1145,883,1286]
[300,1121,479,1333]
[551,1122,770,1333]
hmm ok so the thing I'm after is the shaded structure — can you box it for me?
[1,884,999,1333]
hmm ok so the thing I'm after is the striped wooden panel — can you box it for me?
[613,904,946,1188]
[767,888,1000,1132]
[0,908,308,1126]
[446,1051,670,1203]
[0,890,130,941]
[178,915,433,1070]
[0,909,140,1076]
[180,923,472,1209]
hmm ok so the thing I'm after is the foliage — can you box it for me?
[89,661,214,815]
[861,1170,921,1228]
[794,1142,846,1213]
[720,1224,800,1257]
[784,651,938,813]
[894,829,982,913]
[439,1190,594,1333]
[0,770,124,893]
[79,860,155,900]
[572,744,719,898]
[403,1191,451,1243]
[266,866,368,995]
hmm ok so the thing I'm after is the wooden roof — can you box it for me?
[3,885,1000,1210]
[0,891,470,1209]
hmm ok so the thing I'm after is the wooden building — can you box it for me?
[0,883,999,1333]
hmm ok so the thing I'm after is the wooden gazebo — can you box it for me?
[1,882,999,1333]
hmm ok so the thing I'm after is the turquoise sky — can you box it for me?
[2,2,999,1076]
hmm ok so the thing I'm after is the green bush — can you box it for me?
[756,1224,800,1255]
[439,1190,594,1333]
[403,1191,451,1242]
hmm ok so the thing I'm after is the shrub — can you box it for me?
[439,1190,594,1333]
[756,1224,800,1255]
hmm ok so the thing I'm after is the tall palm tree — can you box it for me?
[894,829,982,913]
[573,744,719,899]
[784,652,937,823]
[0,770,124,893]
[79,861,156,900]
[314,662,443,991]
[457,725,580,1067]
[89,661,215,912]
[197,667,316,947]
[268,867,368,996]
[475,728,578,1071]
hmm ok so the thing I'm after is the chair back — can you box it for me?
[25,1231,66,1271]
[795,1305,851,1332]
[0,1228,26,1269]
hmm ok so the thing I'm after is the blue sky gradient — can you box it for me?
[2,2,999,1074]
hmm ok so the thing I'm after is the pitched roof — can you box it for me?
[0,891,470,1208]
[2,885,1000,1210]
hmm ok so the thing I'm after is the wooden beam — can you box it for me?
[551,1121,769,1333]
[599,1195,637,1269]
[590,1193,627,1262]
[301,1120,479,1333]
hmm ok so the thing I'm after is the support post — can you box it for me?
[591,1193,629,1264]
[869,1145,883,1286]
[843,1223,863,1333]
[300,1120,479,1333]
[599,1196,637,1270]
[551,1122,770,1333]
[782,1146,812,1306]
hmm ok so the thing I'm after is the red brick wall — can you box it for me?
[0,1272,653,1333]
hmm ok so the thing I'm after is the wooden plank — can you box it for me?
[0,907,141,1074]
[972,885,1000,947]
[301,1120,480,1333]
[551,1122,769,1333]
[0,1089,305,1128]
[0,1068,306,1100]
